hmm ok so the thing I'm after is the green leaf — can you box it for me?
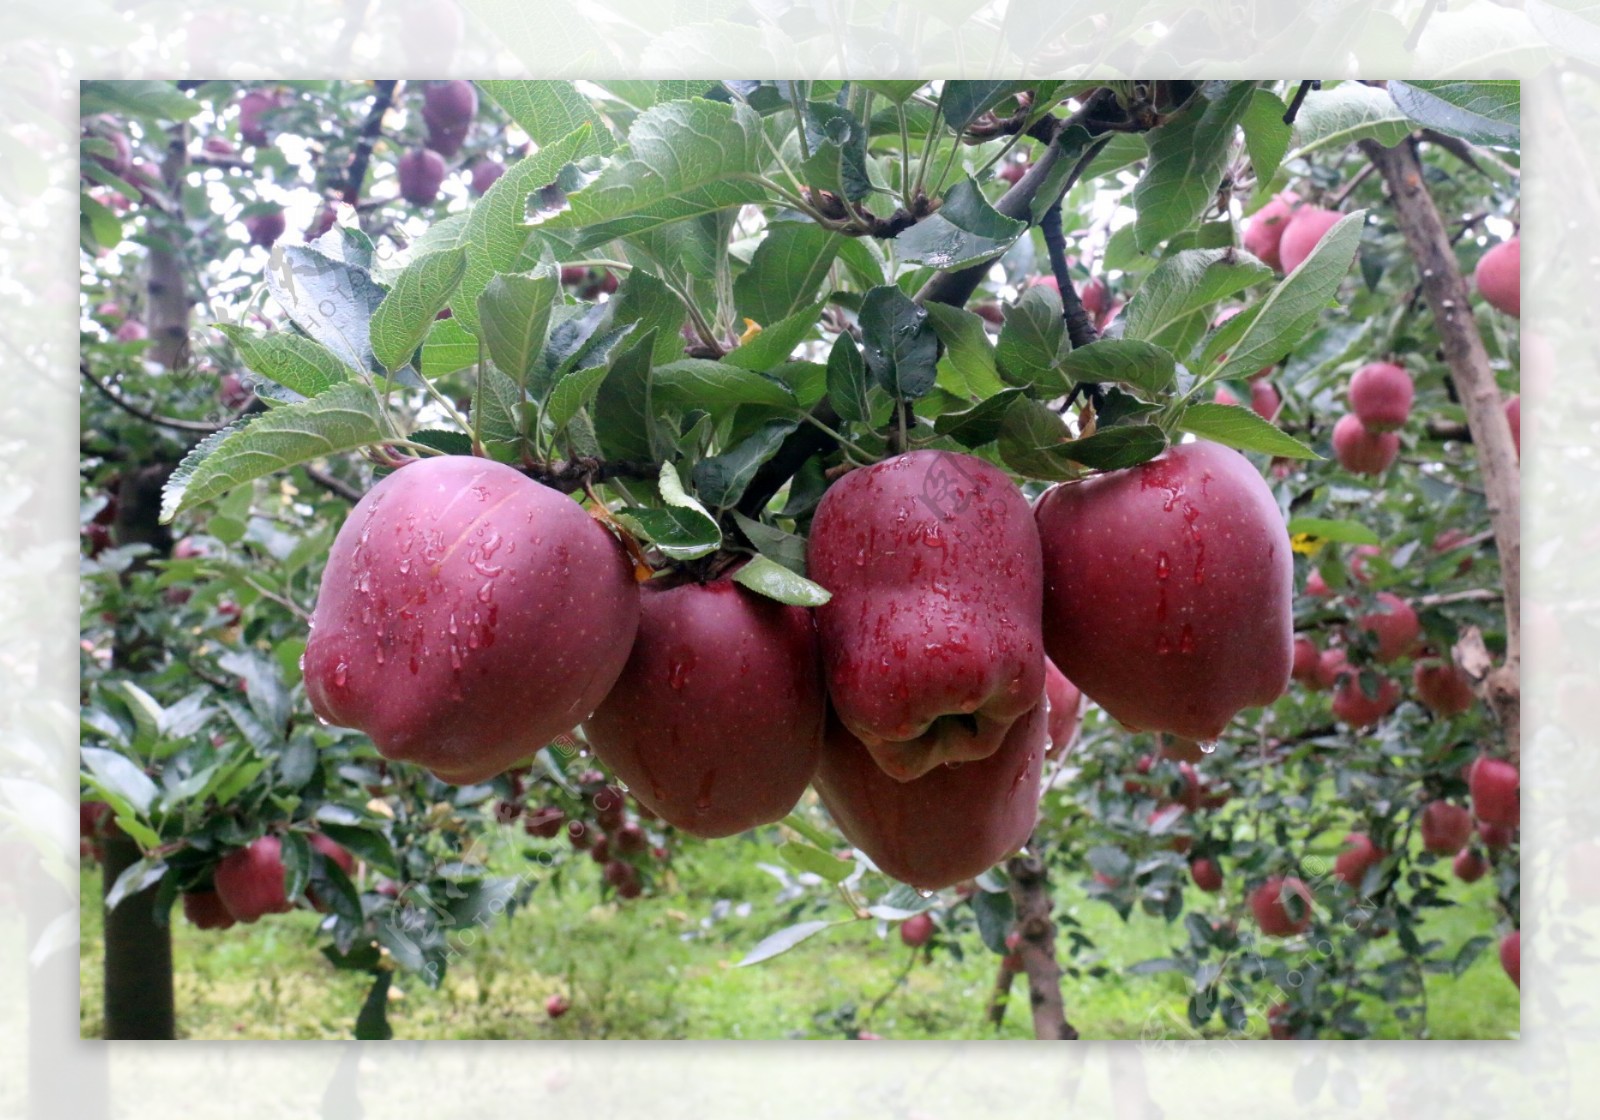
[857,80,925,104]
[1054,425,1169,471]
[1176,403,1319,458]
[421,316,481,379]
[1123,248,1272,344]
[895,177,1027,270]
[1059,340,1176,396]
[996,284,1066,391]
[80,194,121,250]
[997,396,1078,481]
[279,830,312,903]
[592,330,659,462]
[355,972,394,1040]
[778,840,853,882]
[618,463,722,560]
[105,858,167,912]
[605,268,687,366]
[545,362,613,436]
[453,127,592,338]
[478,268,560,394]
[1287,83,1412,161]
[825,334,871,424]
[737,919,838,966]
[217,325,350,398]
[730,512,808,577]
[545,100,769,248]
[370,247,468,373]
[653,360,796,414]
[940,81,1027,133]
[81,746,158,814]
[264,246,389,374]
[724,301,825,371]
[797,101,872,202]
[1133,81,1255,252]
[1240,89,1293,201]
[1388,80,1519,148]
[733,222,841,327]
[925,303,1006,400]
[971,889,1016,955]
[160,383,388,522]
[1210,211,1366,382]
[475,80,615,153]
[933,387,1025,448]
[693,420,798,509]
[472,367,524,462]
[731,554,831,607]
[80,80,200,124]
[859,285,938,400]
[1286,517,1380,546]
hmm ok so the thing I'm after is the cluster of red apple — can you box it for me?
[181,831,356,931]
[396,81,505,207]
[507,766,666,900]
[302,430,1295,892]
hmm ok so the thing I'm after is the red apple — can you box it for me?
[584,572,823,835]
[1148,803,1191,853]
[1413,658,1475,717]
[1213,385,1241,407]
[243,207,286,249]
[1081,276,1110,324]
[1043,658,1083,761]
[1499,930,1520,988]
[809,451,1045,781]
[1278,205,1342,273]
[1333,833,1386,890]
[1250,875,1313,937]
[999,160,1028,185]
[1267,1002,1294,1040]
[1242,192,1299,271]
[1419,801,1473,855]
[565,819,594,850]
[1291,636,1320,683]
[214,836,293,923]
[900,912,935,947]
[605,860,643,898]
[1348,362,1413,432]
[1035,440,1293,743]
[397,148,447,206]
[1505,395,1520,460]
[1453,847,1488,883]
[1469,756,1519,828]
[1305,569,1332,598]
[546,993,570,1018]
[114,320,148,343]
[1331,671,1399,728]
[219,372,253,411]
[422,80,477,157]
[182,889,236,931]
[1190,857,1223,893]
[524,806,565,838]
[1313,647,1347,691]
[810,701,1045,891]
[304,455,640,786]
[1477,820,1515,850]
[469,158,505,196]
[1332,414,1399,476]
[589,834,611,864]
[306,203,338,241]
[1474,238,1520,318]
[238,89,280,147]
[612,822,647,856]
[1354,592,1420,663]
[1251,380,1281,422]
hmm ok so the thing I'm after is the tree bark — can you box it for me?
[1361,136,1521,762]
[100,828,175,1039]
[986,958,1017,1026]
[147,123,193,373]
[1004,854,1077,1039]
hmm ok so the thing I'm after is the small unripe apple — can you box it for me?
[1333,833,1385,890]
[1499,930,1519,988]
[1419,800,1473,855]
[1036,440,1293,743]
[214,836,293,923]
[182,889,236,930]
[1331,670,1399,728]
[1505,395,1520,460]
[1251,380,1281,422]
[1278,205,1342,274]
[397,148,447,206]
[900,912,934,947]
[244,207,286,248]
[1242,192,1299,271]
[1250,876,1313,937]
[1413,658,1475,717]
[1468,756,1519,828]
[1332,414,1399,476]
[469,158,505,196]
[524,806,565,838]
[1474,238,1520,318]
[546,993,570,1018]
[1190,857,1223,892]
[1453,847,1488,883]
[1354,592,1420,663]
[1348,362,1413,432]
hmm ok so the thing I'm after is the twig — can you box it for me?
[80,363,224,434]
[1040,201,1099,350]
[861,949,917,1026]
[303,465,363,503]
[518,457,658,495]
[1328,162,1376,209]
[1282,81,1319,126]
[986,957,1018,1027]
[343,80,398,206]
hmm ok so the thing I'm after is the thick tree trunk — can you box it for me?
[147,123,192,373]
[1004,853,1077,1039]
[1361,136,1522,762]
[100,828,174,1039]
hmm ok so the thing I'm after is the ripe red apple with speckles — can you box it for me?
[1034,440,1293,743]
[584,571,823,836]
[811,701,1045,891]
[808,450,1044,782]
[304,455,640,785]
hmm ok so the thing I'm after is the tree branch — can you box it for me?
[1040,200,1099,350]
[1361,137,1520,761]
[1004,853,1077,1039]
[80,363,225,434]
[303,465,364,503]
[343,80,398,206]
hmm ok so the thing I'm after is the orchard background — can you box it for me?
[78,78,1520,1040]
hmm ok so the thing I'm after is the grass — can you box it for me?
[78,825,1518,1041]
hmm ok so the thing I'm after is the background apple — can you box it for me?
[397,148,447,206]
[1420,801,1473,855]
[1354,592,1420,663]
[1348,361,1414,431]
[1034,440,1292,743]
[900,912,934,947]
[1243,192,1299,270]
[1278,205,1342,273]
[1499,930,1520,988]
[469,157,505,196]
[1474,238,1520,317]
[304,455,640,786]
[1250,876,1313,937]
[1190,857,1223,892]
[1043,658,1083,760]
[1331,670,1400,728]
[584,572,824,836]
[1453,848,1488,883]
[1334,833,1385,890]
[809,450,1044,781]
[214,836,293,923]
[181,890,236,931]
[1413,658,1476,717]
[1332,413,1400,475]
[1469,757,1519,828]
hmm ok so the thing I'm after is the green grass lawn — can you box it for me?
[78,825,1518,1041]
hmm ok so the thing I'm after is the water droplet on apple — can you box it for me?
[917,889,934,899]
[1198,740,1218,755]
[333,661,348,688]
